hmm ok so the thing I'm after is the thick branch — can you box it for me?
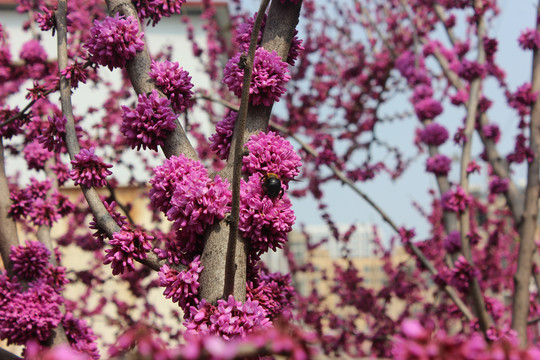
[457,7,491,334]
[512,0,540,347]
[105,0,198,160]
[223,0,270,298]
[199,0,303,304]
[0,139,19,276]
[56,0,170,273]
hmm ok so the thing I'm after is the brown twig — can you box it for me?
[223,0,270,299]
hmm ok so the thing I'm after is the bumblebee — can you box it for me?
[261,172,284,199]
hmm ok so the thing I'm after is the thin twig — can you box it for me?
[269,121,475,321]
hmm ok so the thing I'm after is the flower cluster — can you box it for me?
[9,179,70,227]
[443,231,461,254]
[70,147,113,188]
[158,256,203,314]
[507,134,534,164]
[62,311,100,359]
[150,154,231,262]
[414,98,443,121]
[84,14,145,70]
[103,227,154,275]
[10,240,50,280]
[393,320,540,360]
[20,39,47,63]
[457,59,484,81]
[519,28,540,50]
[247,269,295,319]
[185,295,271,340]
[239,174,295,255]
[441,186,471,213]
[23,140,52,170]
[209,110,237,160]
[450,255,478,293]
[509,82,538,117]
[133,0,185,26]
[0,106,24,139]
[223,47,291,106]
[121,89,177,151]
[242,131,302,182]
[149,60,194,112]
[37,114,67,152]
[419,123,449,146]
[0,279,63,344]
[482,124,501,143]
[489,176,509,195]
[425,154,451,176]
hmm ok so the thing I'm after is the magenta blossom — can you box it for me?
[150,154,231,235]
[0,279,63,345]
[121,89,177,151]
[441,186,471,213]
[519,28,540,50]
[185,295,271,340]
[425,154,451,176]
[489,177,509,195]
[23,140,53,170]
[443,231,461,254]
[149,60,194,112]
[20,39,47,63]
[450,255,479,293]
[37,114,67,152]
[133,0,185,26]
[209,110,237,160]
[70,147,113,188]
[84,14,144,70]
[414,98,443,121]
[61,311,100,359]
[158,256,203,314]
[103,227,154,275]
[419,123,449,146]
[242,131,302,182]
[223,47,291,106]
[239,174,295,255]
[10,241,50,281]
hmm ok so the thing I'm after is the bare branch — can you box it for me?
[512,0,540,347]
[0,139,19,276]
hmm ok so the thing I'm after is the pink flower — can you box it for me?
[419,123,449,146]
[242,131,302,182]
[23,140,53,170]
[223,47,291,106]
[103,227,154,275]
[247,268,295,319]
[61,311,100,359]
[84,14,144,70]
[441,186,471,213]
[20,39,47,63]
[209,111,237,160]
[519,28,540,50]
[133,0,185,26]
[489,177,509,195]
[70,147,113,188]
[0,106,24,139]
[10,241,50,281]
[150,154,231,235]
[121,89,177,151]
[482,124,500,143]
[414,98,443,121]
[149,60,194,112]
[158,256,203,314]
[443,231,461,253]
[458,60,485,81]
[239,174,295,255]
[425,154,451,176]
[0,279,63,344]
[450,255,478,293]
[37,114,67,152]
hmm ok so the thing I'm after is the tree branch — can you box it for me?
[0,139,19,276]
[223,0,270,298]
[512,0,540,347]
[199,0,303,304]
